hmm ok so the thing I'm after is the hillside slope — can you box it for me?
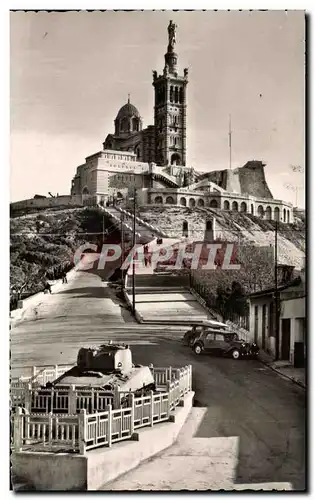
[10,207,117,306]
[137,206,305,269]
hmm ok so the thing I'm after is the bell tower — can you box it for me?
[152,21,188,167]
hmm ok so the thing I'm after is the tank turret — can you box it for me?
[77,342,133,374]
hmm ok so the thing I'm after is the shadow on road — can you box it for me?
[188,353,306,491]
[58,286,112,299]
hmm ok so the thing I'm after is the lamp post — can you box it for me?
[121,212,124,283]
[274,217,280,361]
[132,187,137,315]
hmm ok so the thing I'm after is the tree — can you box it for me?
[10,262,46,300]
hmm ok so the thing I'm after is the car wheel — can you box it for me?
[194,344,203,355]
[231,349,240,360]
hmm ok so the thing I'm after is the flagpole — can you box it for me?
[229,114,232,170]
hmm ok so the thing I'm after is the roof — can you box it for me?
[200,319,230,329]
[116,101,141,120]
[248,276,302,299]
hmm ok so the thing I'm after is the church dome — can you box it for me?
[116,100,141,120]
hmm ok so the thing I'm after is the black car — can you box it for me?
[182,320,232,347]
[191,327,259,360]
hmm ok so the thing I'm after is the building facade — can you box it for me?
[248,267,305,364]
[69,20,293,223]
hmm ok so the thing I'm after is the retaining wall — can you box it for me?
[12,391,194,491]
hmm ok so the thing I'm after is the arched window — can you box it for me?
[154,196,163,204]
[274,207,280,221]
[117,192,123,199]
[232,201,238,211]
[170,86,174,103]
[171,153,181,166]
[132,118,139,132]
[183,220,188,237]
[283,209,286,223]
[121,117,129,132]
[197,199,205,207]
[179,88,183,104]
[135,145,141,159]
[82,187,89,195]
[287,211,290,223]
[210,199,218,208]
[240,202,247,212]
[180,197,187,206]
[165,196,175,204]
[223,200,230,210]
[265,206,272,220]
[257,205,264,218]
[175,87,179,103]
[251,204,254,214]
[189,198,196,208]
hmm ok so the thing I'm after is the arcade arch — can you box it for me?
[180,197,187,206]
[165,196,175,204]
[223,200,230,210]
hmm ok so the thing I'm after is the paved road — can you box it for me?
[10,269,187,378]
[10,269,306,490]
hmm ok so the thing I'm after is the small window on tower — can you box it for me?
[170,86,174,103]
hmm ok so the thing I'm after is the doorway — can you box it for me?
[281,319,291,360]
[254,306,259,344]
[262,304,266,350]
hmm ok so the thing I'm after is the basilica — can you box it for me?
[70,21,293,224]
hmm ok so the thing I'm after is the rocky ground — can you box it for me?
[138,206,305,269]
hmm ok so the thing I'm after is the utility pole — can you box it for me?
[132,188,137,315]
[229,114,232,170]
[274,219,279,361]
[121,212,124,283]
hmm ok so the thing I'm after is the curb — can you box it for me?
[122,289,144,323]
[258,357,306,389]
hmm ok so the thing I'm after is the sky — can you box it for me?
[10,10,305,207]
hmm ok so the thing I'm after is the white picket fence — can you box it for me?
[11,365,192,454]
[12,364,74,386]
[11,365,190,414]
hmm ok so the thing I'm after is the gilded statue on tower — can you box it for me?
[168,20,177,50]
